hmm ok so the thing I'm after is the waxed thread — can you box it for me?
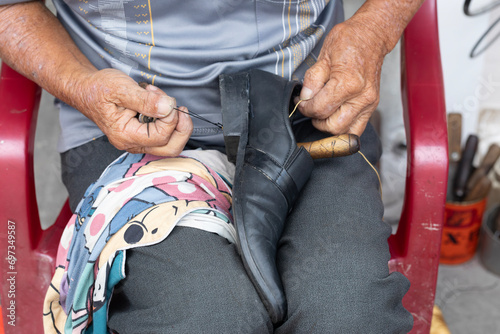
[290,99,383,199]
[358,151,383,199]
[289,99,305,118]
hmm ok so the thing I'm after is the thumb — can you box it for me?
[117,82,176,118]
[301,59,331,100]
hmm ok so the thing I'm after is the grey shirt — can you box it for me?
[1,0,344,151]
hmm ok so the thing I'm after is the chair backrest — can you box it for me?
[0,0,447,332]
[388,0,448,333]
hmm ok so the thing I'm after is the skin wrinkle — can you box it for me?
[299,0,425,137]
[354,0,415,52]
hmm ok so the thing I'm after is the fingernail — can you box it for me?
[157,96,175,117]
[146,85,159,92]
[165,108,177,123]
[300,87,313,100]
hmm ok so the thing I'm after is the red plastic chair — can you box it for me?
[0,0,447,332]
[0,64,72,334]
[387,0,448,332]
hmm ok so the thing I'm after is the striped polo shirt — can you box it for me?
[52,0,344,151]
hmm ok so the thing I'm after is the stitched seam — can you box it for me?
[245,146,298,205]
[243,163,286,195]
[243,162,295,207]
[248,145,283,168]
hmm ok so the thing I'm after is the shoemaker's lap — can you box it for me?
[275,122,413,333]
[61,124,412,333]
[108,227,273,333]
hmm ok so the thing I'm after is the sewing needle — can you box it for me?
[136,108,223,138]
[136,82,223,132]
[172,107,223,129]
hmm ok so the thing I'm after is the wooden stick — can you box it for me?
[297,134,360,159]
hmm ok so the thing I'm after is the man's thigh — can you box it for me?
[61,139,272,333]
[108,227,272,334]
[61,125,413,333]
[276,123,413,333]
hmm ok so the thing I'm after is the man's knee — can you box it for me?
[109,228,273,333]
[279,271,413,333]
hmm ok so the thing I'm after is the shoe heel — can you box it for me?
[219,72,250,164]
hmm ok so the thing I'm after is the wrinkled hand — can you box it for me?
[74,68,193,156]
[298,19,387,137]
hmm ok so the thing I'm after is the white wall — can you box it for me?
[438,0,500,151]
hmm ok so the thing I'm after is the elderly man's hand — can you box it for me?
[75,69,193,156]
[0,2,192,156]
[297,19,386,137]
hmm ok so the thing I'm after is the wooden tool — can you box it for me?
[466,143,500,194]
[464,175,491,202]
[297,134,360,159]
[447,113,462,163]
[447,113,462,200]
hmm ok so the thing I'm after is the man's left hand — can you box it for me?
[297,16,387,136]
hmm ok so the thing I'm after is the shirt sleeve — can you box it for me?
[0,0,40,5]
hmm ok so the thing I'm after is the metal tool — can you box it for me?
[136,108,223,129]
[453,134,479,201]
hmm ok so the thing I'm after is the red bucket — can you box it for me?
[440,198,487,264]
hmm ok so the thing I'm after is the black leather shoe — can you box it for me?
[219,69,314,324]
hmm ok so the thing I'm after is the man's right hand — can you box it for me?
[74,68,193,156]
[0,2,192,157]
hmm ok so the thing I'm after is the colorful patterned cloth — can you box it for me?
[43,153,234,333]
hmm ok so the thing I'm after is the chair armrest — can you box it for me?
[0,62,43,249]
[389,0,448,258]
[0,61,70,256]
[0,62,72,333]
[388,0,448,331]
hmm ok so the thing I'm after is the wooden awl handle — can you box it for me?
[297,134,360,159]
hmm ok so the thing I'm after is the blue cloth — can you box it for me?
[44,153,235,333]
